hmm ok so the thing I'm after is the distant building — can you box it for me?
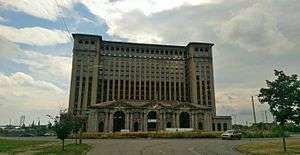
[69,34,231,132]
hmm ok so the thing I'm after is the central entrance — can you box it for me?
[179,112,190,128]
[113,111,125,132]
[147,111,157,131]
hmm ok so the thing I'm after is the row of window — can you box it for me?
[78,40,95,45]
[96,79,188,102]
[194,47,209,52]
[212,123,228,131]
[101,53,184,60]
[102,45,184,56]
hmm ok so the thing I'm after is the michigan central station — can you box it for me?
[68,34,232,132]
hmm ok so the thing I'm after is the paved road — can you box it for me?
[86,138,254,155]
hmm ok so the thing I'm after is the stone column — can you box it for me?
[176,111,180,128]
[91,44,99,105]
[195,113,198,130]
[159,111,163,130]
[104,112,109,132]
[172,113,176,128]
[87,110,98,132]
[129,112,133,131]
[125,112,129,130]
[109,112,114,132]
[143,112,147,132]
[191,112,194,129]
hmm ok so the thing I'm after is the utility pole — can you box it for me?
[251,96,257,124]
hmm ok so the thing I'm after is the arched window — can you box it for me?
[179,112,190,128]
[98,122,104,132]
[134,122,139,132]
[198,122,203,130]
[167,122,172,128]
[217,123,222,131]
[147,111,157,131]
[223,123,227,131]
[113,111,125,132]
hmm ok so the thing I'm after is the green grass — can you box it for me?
[34,143,91,155]
[0,139,91,155]
[242,130,289,138]
[0,138,49,153]
[235,139,300,155]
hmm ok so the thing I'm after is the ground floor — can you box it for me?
[86,101,232,132]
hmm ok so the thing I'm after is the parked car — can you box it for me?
[221,130,242,140]
[19,133,34,137]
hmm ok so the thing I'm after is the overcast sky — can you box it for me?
[0,0,299,125]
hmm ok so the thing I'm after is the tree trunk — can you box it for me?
[281,124,287,152]
[62,139,65,151]
[79,131,82,144]
[283,135,287,152]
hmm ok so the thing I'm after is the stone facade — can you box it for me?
[68,34,232,132]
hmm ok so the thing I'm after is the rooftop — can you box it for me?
[72,33,214,47]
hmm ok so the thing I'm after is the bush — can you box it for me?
[242,130,289,138]
[72,131,223,139]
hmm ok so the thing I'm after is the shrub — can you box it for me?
[242,130,289,138]
[71,131,223,139]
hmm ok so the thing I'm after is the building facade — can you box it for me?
[69,34,231,132]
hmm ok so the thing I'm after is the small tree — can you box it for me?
[47,121,52,130]
[259,70,300,152]
[72,116,83,144]
[50,112,75,151]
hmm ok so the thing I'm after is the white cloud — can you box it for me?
[0,38,71,124]
[0,72,68,125]
[215,86,272,124]
[14,51,72,88]
[0,72,67,109]
[219,1,294,54]
[0,0,74,21]
[79,0,220,42]
[0,36,21,59]
[0,25,70,46]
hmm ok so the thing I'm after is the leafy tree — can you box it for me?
[50,112,75,151]
[259,70,300,152]
[47,121,52,130]
[72,116,83,144]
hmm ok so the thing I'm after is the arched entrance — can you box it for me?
[179,112,190,128]
[134,122,139,132]
[98,122,104,132]
[113,111,125,132]
[147,111,157,131]
[166,122,172,128]
[198,122,203,130]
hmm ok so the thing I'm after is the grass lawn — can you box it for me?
[236,139,300,155]
[0,138,91,155]
[0,138,50,153]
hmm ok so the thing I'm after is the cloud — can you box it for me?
[219,1,294,54]
[0,72,67,108]
[0,24,70,46]
[0,36,21,59]
[79,0,221,42]
[0,0,74,21]
[0,72,68,125]
[14,51,72,88]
